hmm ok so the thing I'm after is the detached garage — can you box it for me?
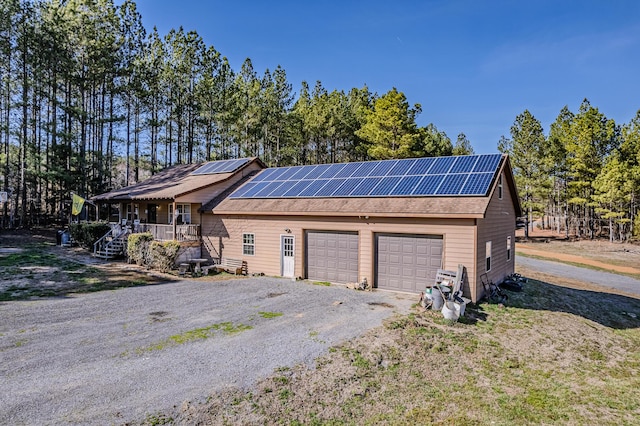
[204,153,522,303]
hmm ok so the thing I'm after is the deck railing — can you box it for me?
[137,223,200,241]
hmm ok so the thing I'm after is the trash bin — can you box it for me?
[56,230,63,246]
[61,231,70,246]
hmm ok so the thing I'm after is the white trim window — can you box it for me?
[486,241,492,271]
[243,233,255,256]
[168,203,191,225]
[498,174,503,200]
[506,236,512,261]
[126,203,139,222]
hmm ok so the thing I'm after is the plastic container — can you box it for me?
[61,231,70,246]
[458,297,471,316]
[430,287,444,310]
[421,287,433,308]
[442,301,461,321]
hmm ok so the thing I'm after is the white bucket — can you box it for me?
[442,301,461,321]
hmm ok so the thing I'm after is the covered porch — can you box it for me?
[102,200,201,243]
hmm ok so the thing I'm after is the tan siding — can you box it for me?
[203,214,478,298]
[476,171,517,301]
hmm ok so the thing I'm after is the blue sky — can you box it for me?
[131,0,640,154]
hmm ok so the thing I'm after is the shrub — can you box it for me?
[127,233,153,266]
[69,222,112,249]
[149,240,181,272]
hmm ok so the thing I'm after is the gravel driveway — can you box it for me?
[0,277,414,425]
[517,255,640,296]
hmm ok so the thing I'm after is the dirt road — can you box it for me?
[516,245,640,275]
[516,255,640,296]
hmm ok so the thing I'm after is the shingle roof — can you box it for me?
[213,195,491,218]
[92,158,261,202]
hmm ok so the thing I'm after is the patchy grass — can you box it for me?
[312,281,331,286]
[258,311,283,319]
[141,322,253,353]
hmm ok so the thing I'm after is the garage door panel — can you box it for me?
[307,231,358,283]
[377,234,443,293]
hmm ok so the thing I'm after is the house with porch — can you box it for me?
[91,158,264,260]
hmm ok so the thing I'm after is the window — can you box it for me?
[168,203,191,225]
[506,236,512,261]
[486,241,492,271]
[126,204,139,222]
[498,174,503,199]
[243,233,255,256]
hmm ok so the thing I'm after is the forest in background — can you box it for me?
[1,0,639,242]
[1,0,468,227]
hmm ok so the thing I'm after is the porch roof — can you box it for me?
[93,158,262,202]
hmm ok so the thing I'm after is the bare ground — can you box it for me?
[2,229,639,425]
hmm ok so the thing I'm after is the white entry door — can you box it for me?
[281,235,295,278]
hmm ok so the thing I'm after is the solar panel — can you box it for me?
[250,168,277,182]
[413,175,445,195]
[450,156,477,173]
[191,158,251,175]
[241,181,271,198]
[228,154,503,199]
[254,181,286,197]
[460,172,494,195]
[350,177,381,196]
[407,157,436,175]
[314,178,347,196]
[428,156,456,174]
[283,180,313,197]
[319,164,345,179]
[289,166,315,180]
[370,160,398,177]
[264,167,291,181]
[472,154,502,173]
[278,166,305,181]
[298,179,330,197]
[435,174,468,195]
[351,162,379,177]
[369,176,402,196]
[230,182,257,198]
[393,175,423,195]
[304,164,333,179]
[332,178,364,196]
[335,162,364,178]
[389,159,417,176]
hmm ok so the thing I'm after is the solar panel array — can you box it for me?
[230,154,502,199]
[191,158,251,175]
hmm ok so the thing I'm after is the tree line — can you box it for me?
[499,100,640,241]
[4,1,637,242]
[1,0,471,227]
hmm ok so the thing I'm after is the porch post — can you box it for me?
[172,200,177,241]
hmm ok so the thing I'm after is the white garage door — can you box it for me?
[306,231,359,283]
[376,234,443,292]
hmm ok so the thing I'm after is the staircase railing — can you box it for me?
[93,227,129,257]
